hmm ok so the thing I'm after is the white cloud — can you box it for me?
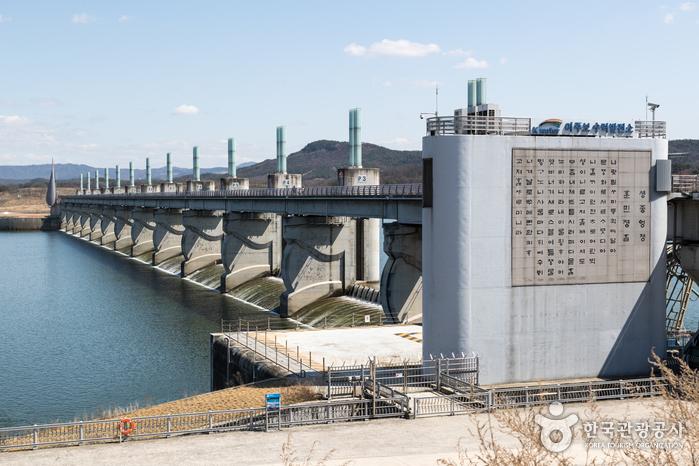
[499,57,508,65]
[454,56,489,69]
[0,115,29,125]
[0,14,12,23]
[664,12,675,23]
[343,43,367,56]
[118,15,130,23]
[680,2,696,11]
[344,39,441,58]
[71,13,94,24]
[174,104,199,115]
[444,48,470,57]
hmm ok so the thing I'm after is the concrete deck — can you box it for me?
[3,399,671,465]
[264,325,423,368]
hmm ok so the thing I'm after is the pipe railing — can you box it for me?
[66,183,423,199]
[426,115,531,136]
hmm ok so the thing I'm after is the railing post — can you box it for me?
[208,411,213,430]
[403,361,408,392]
[436,359,442,392]
[167,415,172,437]
[32,425,38,449]
[619,379,625,400]
[450,395,455,416]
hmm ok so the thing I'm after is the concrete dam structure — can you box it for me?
[56,93,675,386]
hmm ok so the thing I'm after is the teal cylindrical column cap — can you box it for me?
[105,167,110,189]
[87,171,91,190]
[95,169,99,190]
[146,157,152,186]
[276,126,286,173]
[228,138,236,178]
[129,161,135,187]
[467,80,476,108]
[80,173,84,190]
[354,108,362,168]
[349,109,355,167]
[476,77,486,106]
[116,164,121,188]
[193,146,200,181]
[166,153,173,183]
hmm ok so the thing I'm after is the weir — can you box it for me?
[130,207,156,256]
[113,207,134,250]
[181,210,224,278]
[99,207,117,246]
[88,207,103,242]
[279,216,357,317]
[220,212,280,292]
[153,209,185,265]
[381,222,422,324]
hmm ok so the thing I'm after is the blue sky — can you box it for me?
[0,1,697,168]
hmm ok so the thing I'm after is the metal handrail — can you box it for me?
[65,183,423,200]
[672,174,698,193]
[426,115,532,136]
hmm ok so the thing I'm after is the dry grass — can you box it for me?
[119,383,321,418]
[0,187,73,215]
[280,433,349,466]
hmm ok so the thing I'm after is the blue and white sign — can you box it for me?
[265,393,281,410]
[531,119,634,137]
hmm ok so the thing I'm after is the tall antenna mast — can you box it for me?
[435,83,439,118]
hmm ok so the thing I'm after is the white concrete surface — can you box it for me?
[422,135,668,384]
[1,399,670,465]
[270,325,422,366]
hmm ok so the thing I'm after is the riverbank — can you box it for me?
[0,216,59,231]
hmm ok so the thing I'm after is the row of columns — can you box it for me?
[60,205,422,323]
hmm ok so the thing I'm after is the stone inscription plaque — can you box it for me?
[511,149,651,286]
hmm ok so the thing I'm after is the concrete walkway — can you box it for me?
[0,399,669,465]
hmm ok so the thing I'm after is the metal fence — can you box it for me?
[426,115,531,136]
[326,356,479,398]
[0,398,408,451]
[67,183,423,200]
[414,377,667,417]
[635,120,667,138]
[672,174,699,193]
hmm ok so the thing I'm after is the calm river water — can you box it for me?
[0,231,278,427]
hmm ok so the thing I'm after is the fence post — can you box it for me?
[557,384,561,402]
[436,359,442,392]
[32,425,38,449]
[450,395,455,416]
[371,359,377,418]
[208,411,213,430]
[167,415,172,437]
[619,379,625,400]
[79,421,84,445]
[488,390,494,412]
[403,361,408,393]
[265,409,269,433]
[275,336,278,365]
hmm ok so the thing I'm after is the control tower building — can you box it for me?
[422,78,670,384]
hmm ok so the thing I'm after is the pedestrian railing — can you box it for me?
[326,355,480,399]
[414,377,668,417]
[67,183,423,200]
[672,174,699,193]
[0,397,408,451]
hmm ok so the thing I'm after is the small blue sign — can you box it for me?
[266,393,281,410]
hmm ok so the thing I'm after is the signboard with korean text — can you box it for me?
[511,149,651,286]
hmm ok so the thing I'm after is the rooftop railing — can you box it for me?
[672,174,699,193]
[426,115,532,136]
[635,120,667,138]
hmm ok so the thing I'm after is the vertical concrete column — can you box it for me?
[181,210,224,277]
[337,167,381,283]
[380,222,422,324]
[61,209,72,232]
[114,206,134,250]
[100,207,117,246]
[88,205,103,241]
[220,212,281,292]
[279,216,357,317]
[153,208,185,265]
[130,207,156,256]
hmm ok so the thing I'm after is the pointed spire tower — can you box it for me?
[46,159,57,206]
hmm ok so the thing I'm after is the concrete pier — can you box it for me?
[74,211,87,235]
[381,222,422,324]
[88,207,103,242]
[186,180,216,192]
[338,167,381,283]
[130,207,156,256]
[181,210,224,277]
[267,173,302,189]
[99,207,117,246]
[153,209,185,265]
[220,212,281,292]
[114,207,134,250]
[220,177,250,190]
[279,216,356,317]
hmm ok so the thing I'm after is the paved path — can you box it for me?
[0,399,667,465]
